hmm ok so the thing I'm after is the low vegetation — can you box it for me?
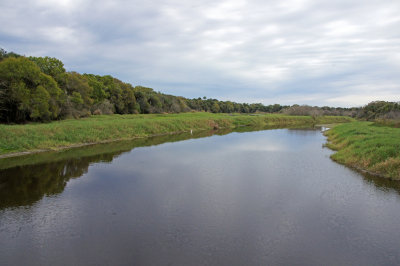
[0,113,353,156]
[325,122,400,180]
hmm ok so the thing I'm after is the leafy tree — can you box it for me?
[29,56,67,87]
[63,72,94,117]
[134,86,154,94]
[0,57,63,122]
[135,91,150,114]
[225,101,234,113]
[149,94,162,113]
[71,91,84,105]
[211,102,221,113]
[121,83,139,113]
[30,85,51,119]
[0,48,21,62]
[358,101,400,120]
[83,74,108,103]
[65,72,93,106]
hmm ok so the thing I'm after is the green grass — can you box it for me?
[0,112,353,156]
[325,121,400,180]
[0,125,308,170]
[373,119,400,128]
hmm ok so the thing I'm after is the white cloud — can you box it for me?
[1,0,399,106]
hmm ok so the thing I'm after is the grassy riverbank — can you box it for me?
[325,122,400,180]
[0,112,353,157]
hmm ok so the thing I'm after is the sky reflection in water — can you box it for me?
[1,128,400,265]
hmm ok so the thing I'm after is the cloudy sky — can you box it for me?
[1,0,399,107]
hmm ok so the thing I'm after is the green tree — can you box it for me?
[149,94,162,113]
[65,72,93,106]
[29,56,66,87]
[121,83,139,113]
[30,85,51,119]
[0,48,21,62]
[71,91,84,105]
[0,57,63,122]
[83,74,108,103]
[211,102,221,113]
[63,72,94,117]
[225,101,234,113]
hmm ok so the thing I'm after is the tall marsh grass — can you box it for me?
[325,121,400,180]
[0,113,353,156]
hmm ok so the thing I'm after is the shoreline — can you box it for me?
[0,113,354,159]
[0,130,192,159]
[324,122,400,180]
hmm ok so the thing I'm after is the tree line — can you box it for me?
[356,101,400,120]
[0,49,291,123]
[279,101,400,120]
[1,48,398,123]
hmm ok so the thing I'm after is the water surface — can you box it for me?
[1,128,400,265]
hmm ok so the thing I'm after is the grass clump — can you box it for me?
[325,121,400,180]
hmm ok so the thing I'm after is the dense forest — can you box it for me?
[0,48,398,123]
[0,48,290,123]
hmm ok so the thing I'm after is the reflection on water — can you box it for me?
[0,159,90,209]
[363,172,400,194]
[0,129,217,209]
[1,127,400,265]
[0,126,290,209]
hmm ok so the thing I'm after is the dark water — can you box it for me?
[1,128,400,265]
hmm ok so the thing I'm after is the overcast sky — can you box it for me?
[1,0,399,107]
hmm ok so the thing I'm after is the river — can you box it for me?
[1,127,400,265]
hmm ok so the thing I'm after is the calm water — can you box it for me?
[1,128,400,265]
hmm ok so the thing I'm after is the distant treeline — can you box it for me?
[357,101,400,120]
[0,49,291,123]
[0,48,398,123]
[279,101,400,121]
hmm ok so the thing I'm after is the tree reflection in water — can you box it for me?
[3,125,399,211]
[0,127,257,210]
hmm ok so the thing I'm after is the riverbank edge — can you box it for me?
[324,122,400,180]
[0,113,353,159]
[0,130,212,159]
